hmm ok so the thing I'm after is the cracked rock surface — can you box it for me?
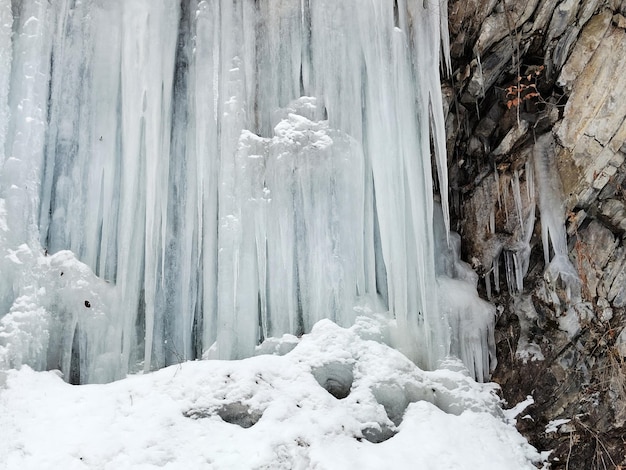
[447,0,626,467]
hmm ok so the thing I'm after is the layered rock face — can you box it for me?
[447,0,626,467]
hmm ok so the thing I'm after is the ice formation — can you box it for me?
[483,159,536,299]
[0,0,496,383]
[533,133,591,337]
[533,134,581,298]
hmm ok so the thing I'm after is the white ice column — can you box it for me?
[0,0,11,167]
[215,102,365,358]
[1,0,54,246]
[192,0,221,358]
[213,0,259,359]
[117,0,179,372]
[347,1,447,368]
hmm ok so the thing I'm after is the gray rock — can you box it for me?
[608,262,626,307]
[493,120,529,156]
[575,220,616,298]
[599,199,626,231]
[547,0,582,43]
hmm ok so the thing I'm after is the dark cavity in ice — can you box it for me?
[311,362,354,399]
[183,402,263,429]
[360,424,397,443]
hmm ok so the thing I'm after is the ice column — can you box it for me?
[2,0,53,246]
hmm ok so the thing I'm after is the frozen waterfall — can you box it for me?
[0,0,495,383]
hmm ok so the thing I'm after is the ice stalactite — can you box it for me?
[533,133,591,337]
[533,134,580,300]
[503,163,535,295]
[435,203,496,382]
[0,0,494,383]
[483,158,535,300]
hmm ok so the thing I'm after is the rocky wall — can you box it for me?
[447,0,626,467]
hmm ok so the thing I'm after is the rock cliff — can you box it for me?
[447,0,626,467]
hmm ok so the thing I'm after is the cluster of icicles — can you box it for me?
[0,0,505,384]
[479,134,580,303]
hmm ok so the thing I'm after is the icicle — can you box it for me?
[0,0,12,315]
[502,174,511,228]
[439,0,452,77]
[0,0,11,169]
[512,170,525,238]
[493,257,501,294]
[525,160,535,204]
[504,251,515,295]
[494,165,502,209]
[192,0,221,361]
[487,206,500,294]
[534,134,581,299]
[434,203,496,381]
[515,161,536,293]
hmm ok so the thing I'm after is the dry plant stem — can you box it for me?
[576,419,618,470]
[566,430,573,470]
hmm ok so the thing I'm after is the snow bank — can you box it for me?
[0,318,540,469]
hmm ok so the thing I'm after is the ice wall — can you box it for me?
[0,0,494,383]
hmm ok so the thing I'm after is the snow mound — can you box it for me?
[0,318,541,469]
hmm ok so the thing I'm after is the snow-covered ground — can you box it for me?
[1,318,542,470]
